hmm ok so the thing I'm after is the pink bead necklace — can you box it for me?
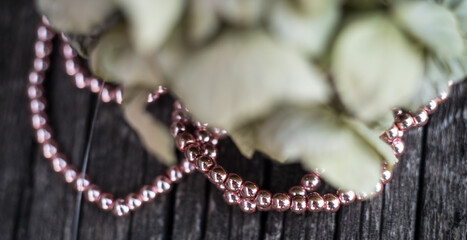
[27,17,449,217]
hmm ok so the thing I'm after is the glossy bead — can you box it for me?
[41,16,51,27]
[170,121,186,137]
[217,183,226,191]
[438,90,449,102]
[126,193,143,211]
[301,173,321,192]
[42,140,58,159]
[307,192,324,212]
[195,129,211,143]
[171,110,189,123]
[413,110,429,127]
[175,133,195,151]
[35,40,52,58]
[37,25,54,41]
[180,159,196,174]
[33,57,50,72]
[28,71,44,84]
[157,85,168,95]
[98,193,114,211]
[112,199,130,217]
[73,73,86,89]
[83,185,101,203]
[195,155,215,173]
[184,144,201,162]
[63,166,78,183]
[356,191,370,201]
[291,196,307,214]
[373,182,384,197]
[323,194,340,213]
[208,166,227,184]
[395,113,415,131]
[240,181,258,199]
[380,169,393,184]
[153,176,172,194]
[50,154,68,173]
[380,125,402,143]
[289,186,306,196]
[223,191,240,205]
[65,59,80,76]
[255,190,272,211]
[391,138,405,157]
[35,126,52,144]
[30,97,46,114]
[271,193,290,212]
[194,121,209,128]
[337,190,356,205]
[173,100,186,110]
[61,44,77,59]
[114,88,123,104]
[89,78,101,93]
[31,113,47,130]
[166,165,183,183]
[139,185,157,202]
[73,175,90,191]
[239,199,256,213]
[425,99,438,114]
[202,143,217,158]
[100,88,112,103]
[28,84,43,99]
[225,173,243,192]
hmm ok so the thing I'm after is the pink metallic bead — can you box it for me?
[289,186,306,196]
[380,169,393,184]
[33,57,50,72]
[59,33,68,42]
[208,166,227,184]
[373,182,384,197]
[438,90,449,103]
[41,16,51,27]
[42,140,58,159]
[171,110,190,123]
[139,185,157,202]
[337,190,356,205]
[112,199,130,217]
[225,173,243,192]
[126,193,143,211]
[307,192,325,212]
[301,173,321,192]
[413,109,429,127]
[223,191,240,205]
[175,133,195,151]
[61,44,77,59]
[255,190,272,211]
[195,155,215,173]
[65,59,80,76]
[31,113,47,130]
[201,143,217,159]
[356,192,370,201]
[166,165,183,183]
[89,78,101,93]
[391,138,405,157]
[184,144,201,163]
[239,199,256,213]
[30,97,46,114]
[323,194,340,213]
[73,175,90,192]
[28,84,43,99]
[380,125,402,143]
[195,129,211,143]
[291,196,307,214]
[180,159,196,174]
[173,100,185,110]
[157,85,168,95]
[395,113,415,131]
[424,99,438,114]
[217,183,226,191]
[153,176,172,194]
[98,193,114,211]
[35,126,52,144]
[34,40,52,58]
[240,181,258,199]
[271,193,290,212]
[114,88,123,104]
[170,121,186,137]
[37,25,54,41]
[100,88,112,103]
[28,71,44,84]
[194,121,209,128]
[73,73,86,89]
[50,154,68,173]
[83,185,101,203]
[63,166,78,183]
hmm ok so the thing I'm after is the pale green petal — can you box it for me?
[215,0,265,27]
[331,13,423,126]
[393,1,465,57]
[229,126,256,159]
[455,1,467,34]
[90,24,161,88]
[122,89,177,165]
[35,0,116,33]
[187,0,220,46]
[170,30,331,131]
[290,0,341,15]
[268,0,340,57]
[255,107,387,192]
[115,0,184,54]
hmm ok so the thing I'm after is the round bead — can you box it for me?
[28,71,44,84]
[217,183,226,191]
[31,113,47,130]
[126,193,143,211]
[41,140,58,159]
[100,88,112,103]
[37,25,54,41]
[166,165,183,183]
[173,100,186,110]
[73,73,86,89]
[373,182,384,197]
[438,90,449,102]
[323,194,340,213]
[289,186,306,196]
[356,192,370,201]
[175,133,195,151]
[223,191,240,205]
[35,126,52,144]
[201,143,217,158]
[89,78,101,93]
[28,84,43,99]
[271,193,290,212]
[240,181,258,199]
[83,185,101,203]
[395,113,415,131]
[98,193,114,211]
[112,199,130,217]
[301,173,321,192]
[33,57,50,72]
[61,43,77,59]
[63,167,78,183]
[171,110,190,123]
[157,85,168,95]
[114,88,123,104]
[255,190,272,211]
[170,121,186,137]
[35,40,52,58]
[392,138,405,157]
[380,169,393,184]
[139,185,157,202]
[65,59,80,76]
[225,173,243,192]
[195,129,211,143]
[30,97,46,114]
[208,166,227,184]
[307,192,324,212]
[239,199,256,213]
[425,99,438,114]
[50,154,68,173]
[153,176,172,194]
[184,144,201,162]
[195,155,215,173]
[180,159,196,174]
[337,190,356,205]
[290,196,307,213]
[413,110,429,127]
[41,16,51,27]
[73,175,90,191]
